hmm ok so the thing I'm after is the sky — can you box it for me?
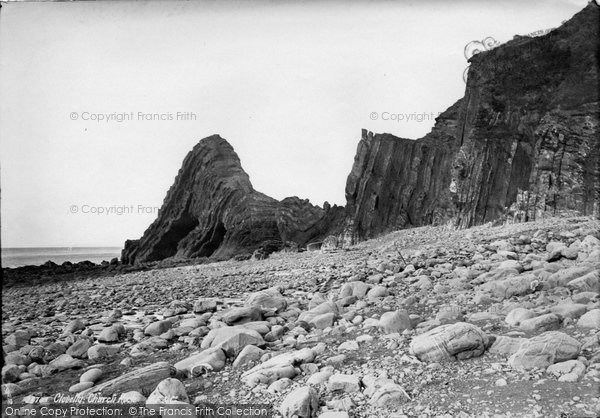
[0,0,588,248]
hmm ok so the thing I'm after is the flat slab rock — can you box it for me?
[409,322,490,362]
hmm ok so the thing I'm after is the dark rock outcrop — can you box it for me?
[343,2,599,243]
[122,136,344,264]
[124,4,598,261]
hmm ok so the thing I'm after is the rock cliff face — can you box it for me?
[343,2,599,243]
[122,136,343,264]
[124,4,598,262]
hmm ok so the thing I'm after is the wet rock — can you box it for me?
[279,386,319,418]
[410,322,490,362]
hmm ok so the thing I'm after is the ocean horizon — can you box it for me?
[1,246,122,268]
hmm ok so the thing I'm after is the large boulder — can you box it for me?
[544,266,596,289]
[200,327,265,358]
[298,302,338,330]
[479,273,539,299]
[339,281,371,299]
[505,308,536,326]
[80,362,176,397]
[518,313,561,332]
[279,386,319,418]
[378,310,412,334]
[223,307,262,326]
[488,336,526,356]
[173,348,226,377]
[567,270,600,293]
[409,322,490,362]
[48,354,84,372]
[508,331,581,371]
[146,378,189,404]
[577,309,600,329]
[246,287,287,313]
[144,320,173,336]
[362,375,410,408]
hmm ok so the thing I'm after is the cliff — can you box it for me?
[343,2,599,243]
[124,3,598,262]
[122,135,343,264]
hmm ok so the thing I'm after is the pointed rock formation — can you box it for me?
[122,135,343,264]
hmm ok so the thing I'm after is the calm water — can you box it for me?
[2,247,122,268]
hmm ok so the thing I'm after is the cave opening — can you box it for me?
[196,221,228,257]
[150,213,199,261]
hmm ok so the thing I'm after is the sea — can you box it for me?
[1,247,122,268]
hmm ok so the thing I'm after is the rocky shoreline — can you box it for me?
[2,216,600,417]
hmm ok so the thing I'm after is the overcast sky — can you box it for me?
[0,0,587,247]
